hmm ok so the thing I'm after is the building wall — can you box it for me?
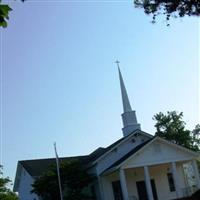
[101,172,119,200]
[102,162,188,200]
[18,167,39,200]
[125,163,187,200]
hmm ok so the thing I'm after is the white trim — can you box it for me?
[122,158,195,169]
[101,157,196,176]
[13,162,23,192]
[139,130,154,138]
[111,137,199,170]
[101,167,117,176]
[92,130,153,165]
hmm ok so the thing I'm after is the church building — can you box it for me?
[14,65,200,200]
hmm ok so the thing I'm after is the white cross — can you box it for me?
[115,60,120,67]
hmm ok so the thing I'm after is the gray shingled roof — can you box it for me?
[19,156,85,177]
[19,148,104,177]
[18,129,151,179]
[19,134,130,177]
[14,147,108,191]
[14,130,154,192]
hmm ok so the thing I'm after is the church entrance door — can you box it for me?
[136,179,158,200]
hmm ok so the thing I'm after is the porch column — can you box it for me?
[192,160,200,189]
[119,168,129,200]
[97,176,105,200]
[144,166,154,200]
[171,162,181,198]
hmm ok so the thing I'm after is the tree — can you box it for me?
[134,0,200,23]
[0,2,12,28]
[0,165,19,200]
[0,0,24,28]
[191,124,200,150]
[153,111,200,151]
[32,160,96,200]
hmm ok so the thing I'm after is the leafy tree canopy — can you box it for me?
[153,111,200,151]
[0,0,24,28]
[134,0,200,23]
[0,165,19,200]
[32,160,96,200]
[1,0,200,27]
[0,3,12,28]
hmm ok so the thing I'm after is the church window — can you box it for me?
[131,138,136,143]
[112,180,123,200]
[134,133,139,137]
[167,173,175,192]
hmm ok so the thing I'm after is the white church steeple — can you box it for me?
[116,61,141,137]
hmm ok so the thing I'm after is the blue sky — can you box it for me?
[0,0,199,182]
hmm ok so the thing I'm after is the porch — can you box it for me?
[100,160,200,200]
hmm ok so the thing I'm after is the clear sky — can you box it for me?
[0,0,199,182]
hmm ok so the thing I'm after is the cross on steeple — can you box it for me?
[115,60,120,66]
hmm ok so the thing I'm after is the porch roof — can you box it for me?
[101,136,200,175]
[101,137,155,175]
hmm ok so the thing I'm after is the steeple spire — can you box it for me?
[115,61,141,137]
[116,61,132,113]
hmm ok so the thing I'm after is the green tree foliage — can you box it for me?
[191,124,200,150]
[134,0,200,23]
[0,0,24,28]
[153,111,200,151]
[0,2,12,28]
[0,165,19,200]
[32,160,96,200]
